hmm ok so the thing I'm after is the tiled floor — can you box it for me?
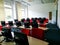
[0,36,48,45]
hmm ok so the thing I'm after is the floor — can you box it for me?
[0,36,48,45]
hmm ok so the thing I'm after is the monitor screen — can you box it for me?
[14,19,18,22]
[16,21,22,26]
[8,21,13,26]
[1,21,5,26]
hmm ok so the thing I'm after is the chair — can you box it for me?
[0,25,2,31]
[31,28,44,40]
[45,29,60,45]
[1,28,13,42]
[44,18,48,23]
[14,32,29,45]
[21,28,30,36]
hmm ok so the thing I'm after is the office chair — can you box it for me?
[1,28,13,42]
[8,21,13,26]
[0,25,2,31]
[1,21,5,26]
[14,31,29,45]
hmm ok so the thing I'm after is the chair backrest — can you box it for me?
[0,25,2,31]
[14,32,29,45]
[2,28,13,39]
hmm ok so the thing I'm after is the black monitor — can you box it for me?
[14,32,29,45]
[15,21,21,27]
[32,21,38,28]
[21,18,25,22]
[26,18,30,22]
[8,21,13,26]
[14,19,18,22]
[24,22,30,28]
[1,21,5,26]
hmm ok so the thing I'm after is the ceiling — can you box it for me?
[4,0,57,3]
[4,0,57,6]
[20,0,56,3]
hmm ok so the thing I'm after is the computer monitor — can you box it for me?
[1,21,5,26]
[32,21,38,28]
[14,32,29,45]
[15,21,22,27]
[8,21,13,26]
[14,19,18,22]
[24,22,30,28]
[21,18,25,22]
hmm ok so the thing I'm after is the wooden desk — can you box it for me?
[28,36,49,45]
[38,27,48,30]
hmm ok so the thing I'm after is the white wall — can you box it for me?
[14,0,56,23]
[28,3,56,23]
[58,0,60,28]
[6,0,56,23]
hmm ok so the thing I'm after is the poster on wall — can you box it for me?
[49,12,52,20]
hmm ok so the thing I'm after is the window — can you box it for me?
[4,0,13,22]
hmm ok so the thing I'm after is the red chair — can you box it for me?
[31,28,44,40]
[44,18,48,23]
[21,28,30,36]
[0,25,2,31]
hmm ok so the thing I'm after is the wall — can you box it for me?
[0,0,5,25]
[58,0,60,28]
[28,3,56,23]
[14,0,57,23]
[0,0,5,21]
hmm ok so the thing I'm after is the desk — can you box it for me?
[38,27,48,30]
[28,36,49,45]
[13,25,48,30]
